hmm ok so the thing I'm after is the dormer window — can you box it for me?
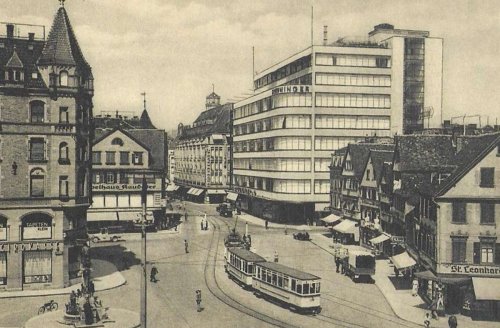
[59,70,68,86]
[31,72,38,80]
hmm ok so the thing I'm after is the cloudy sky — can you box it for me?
[2,0,499,130]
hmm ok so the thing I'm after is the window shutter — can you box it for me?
[473,242,480,264]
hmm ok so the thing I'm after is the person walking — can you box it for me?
[195,290,202,312]
[274,250,279,263]
[265,220,269,230]
[424,312,431,328]
[448,315,457,328]
[412,277,419,297]
[150,265,158,282]
[204,219,209,231]
[88,280,95,297]
[200,220,204,231]
[335,256,340,273]
[184,211,188,222]
[184,240,189,253]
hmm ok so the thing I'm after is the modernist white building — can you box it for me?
[232,23,443,223]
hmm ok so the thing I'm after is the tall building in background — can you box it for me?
[174,92,232,203]
[0,5,94,290]
[232,23,442,223]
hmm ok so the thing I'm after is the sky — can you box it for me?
[1,0,499,131]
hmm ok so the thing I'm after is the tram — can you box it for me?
[225,247,266,288]
[252,261,322,314]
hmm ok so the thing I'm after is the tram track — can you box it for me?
[203,215,300,328]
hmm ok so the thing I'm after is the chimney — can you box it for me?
[28,33,35,41]
[6,24,14,38]
[323,25,328,45]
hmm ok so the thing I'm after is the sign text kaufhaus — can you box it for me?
[92,184,157,191]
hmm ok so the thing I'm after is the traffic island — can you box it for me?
[24,308,140,328]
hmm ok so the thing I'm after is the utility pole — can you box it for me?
[140,175,148,327]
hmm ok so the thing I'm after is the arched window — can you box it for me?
[59,142,69,163]
[59,70,68,86]
[30,101,45,123]
[111,138,124,146]
[30,168,45,197]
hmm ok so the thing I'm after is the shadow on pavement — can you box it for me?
[90,244,141,275]
[388,276,412,290]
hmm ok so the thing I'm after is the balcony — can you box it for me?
[53,123,75,133]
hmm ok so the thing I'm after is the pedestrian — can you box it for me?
[247,234,252,246]
[284,225,288,235]
[195,289,202,312]
[184,211,188,222]
[335,257,340,273]
[184,239,189,253]
[200,220,204,231]
[394,266,399,278]
[88,280,95,297]
[448,315,457,328]
[265,220,268,230]
[150,265,158,282]
[424,312,431,328]
[412,278,419,297]
[340,260,345,274]
[204,219,209,231]
[274,250,279,263]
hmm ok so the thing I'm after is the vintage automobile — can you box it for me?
[216,202,233,217]
[89,228,122,243]
[293,231,311,241]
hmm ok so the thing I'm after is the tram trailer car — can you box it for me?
[253,262,321,314]
[343,249,375,282]
[225,247,266,288]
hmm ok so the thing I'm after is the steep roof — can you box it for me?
[178,103,232,140]
[369,150,394,184]
[395,135,455,171]
[434,132,500,197]
[38,7,91,73]
[0,38,46,88]
[346,142,394,180]
[5,48,23,68]
[139,109,156,129]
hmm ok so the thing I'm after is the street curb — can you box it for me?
[0,271,127,300]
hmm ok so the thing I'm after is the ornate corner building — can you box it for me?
[0,5,93,291]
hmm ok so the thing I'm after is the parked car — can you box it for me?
[293,231,310,241]
[89,228,122,243]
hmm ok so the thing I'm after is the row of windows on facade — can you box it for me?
[234,93,391,120]
[451,201,497,225]
[91,172,158,184]
[233,175,330,194]
[0,69,74,87]
[253,53,391,90]
[0,251,53,284]
[3,100,87,124]
[92,151,143,165]
[0,139,80,163]
[234,158,331,172]
[451,239,500,265]
[20,168,85,198]
[233,115,391,136]
[233,136,364,153]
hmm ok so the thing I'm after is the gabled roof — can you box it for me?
[368,150,394,184]
[434,132,500,197]
[38,7,91,73]
[394,135,455,171]
[5,48,23,68]
[93,128,150,152]
[344,142,394,180]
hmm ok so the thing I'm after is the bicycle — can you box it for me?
[38,299,58,315]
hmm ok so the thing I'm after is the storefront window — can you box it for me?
[23,250,52,284]
[22,214,52,240]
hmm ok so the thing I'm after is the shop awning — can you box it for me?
[207,189,226,195]
[226,192,239,202]
[332,220,357,234]
[212,134,224,141]
[370,233,391,245]
[321,213,342,224]
[473,277,500,301]
[117,211,153,221]
[187,188,195,195]
[193,188,204,196]
[166,184,179,192]
[414,270,470,285]
[87,212,118,222]
[390,252,416,270]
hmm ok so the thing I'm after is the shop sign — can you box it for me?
[441,263,500,277]
[391,236,405,245]
[92,183,157,192]
[272,85,310,95]
[23,222,51,240]
[233,187,257,197]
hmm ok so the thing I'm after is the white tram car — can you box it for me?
[225,247,266,288]
[252,262,321,314]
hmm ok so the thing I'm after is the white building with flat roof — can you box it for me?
[231,23,443,224]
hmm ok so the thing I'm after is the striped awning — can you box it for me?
[87,212,118,222]
[226,192,239,202]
